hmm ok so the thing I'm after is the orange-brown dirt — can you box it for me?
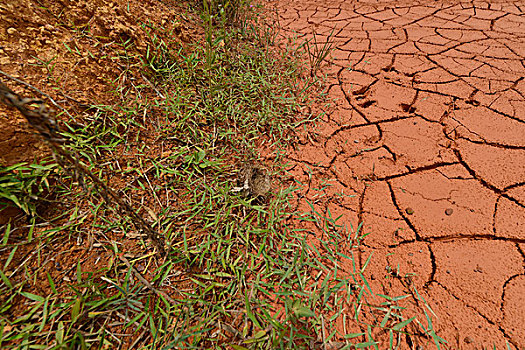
[267,0,525,348]
[1,0,525,348]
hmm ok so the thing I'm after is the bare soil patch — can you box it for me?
[270,0,525,348]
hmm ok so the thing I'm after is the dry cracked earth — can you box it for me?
[268,0,525,348]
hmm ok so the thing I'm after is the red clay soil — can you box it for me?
[268,0,525,348]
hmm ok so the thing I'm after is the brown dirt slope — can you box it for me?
[0,0,197,225]
[0,0,195,166]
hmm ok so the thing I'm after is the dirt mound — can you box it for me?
[0,0,193,165]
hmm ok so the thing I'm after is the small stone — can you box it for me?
[353,140,359,143]
[464,336,473,344]
[405,207,414,215]
[6,27,16,35]
[445,208,453,216]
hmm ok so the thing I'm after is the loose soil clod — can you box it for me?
[235,161,271,198]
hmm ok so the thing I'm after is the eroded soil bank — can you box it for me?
[270,0,525,348]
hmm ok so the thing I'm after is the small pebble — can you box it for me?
[7,27,16,35]
[354,140,359,143]
[405,207,414,215]
[445,208,453,216]
[464,336,473,344]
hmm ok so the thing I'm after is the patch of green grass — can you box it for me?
[0,161,57,216]
[301,28,336,77]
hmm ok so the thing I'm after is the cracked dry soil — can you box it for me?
[269,0,525,348]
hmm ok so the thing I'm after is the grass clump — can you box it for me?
[0,161,57,216]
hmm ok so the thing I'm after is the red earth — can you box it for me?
[1,0,524,348]
[268,0,525,348]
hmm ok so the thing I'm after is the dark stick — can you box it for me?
[0,79,166,255]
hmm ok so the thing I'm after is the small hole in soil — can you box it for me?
[400,103,416,113]
[359,100,376,108]
[353,86,369,95]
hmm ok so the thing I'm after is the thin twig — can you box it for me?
[0,78,166,254]
[118,254,177,304]
[321,314,327,350]
[0,69,76,121]
[140,73,166,99]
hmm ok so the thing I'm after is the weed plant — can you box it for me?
[0,162,57,216]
